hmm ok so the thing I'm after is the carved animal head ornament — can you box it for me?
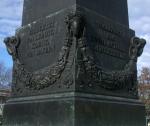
[129,37,146,61]
[4,36,20,59]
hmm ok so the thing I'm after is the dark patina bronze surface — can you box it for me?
[3,0,146,126]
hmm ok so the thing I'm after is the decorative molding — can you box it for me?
[4,12,146,97]
[72,13,146,96]
[4,13,76,94]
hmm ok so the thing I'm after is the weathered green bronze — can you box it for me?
[3,0,146,125]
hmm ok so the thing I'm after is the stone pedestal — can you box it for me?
[3,93,145,126]
[3,0,146,125]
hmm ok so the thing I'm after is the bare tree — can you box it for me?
[138,67,150,117]
[0,62,12,88]
[138,67,150,85]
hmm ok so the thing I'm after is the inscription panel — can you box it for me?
[17,13,66,72]
[85,10,135,71]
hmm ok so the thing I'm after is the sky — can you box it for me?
[0,0,23,68]
[0,0,150,71]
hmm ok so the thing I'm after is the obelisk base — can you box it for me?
[3,93,146,126]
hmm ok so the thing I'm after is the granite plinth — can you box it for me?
[3,93,146,126]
